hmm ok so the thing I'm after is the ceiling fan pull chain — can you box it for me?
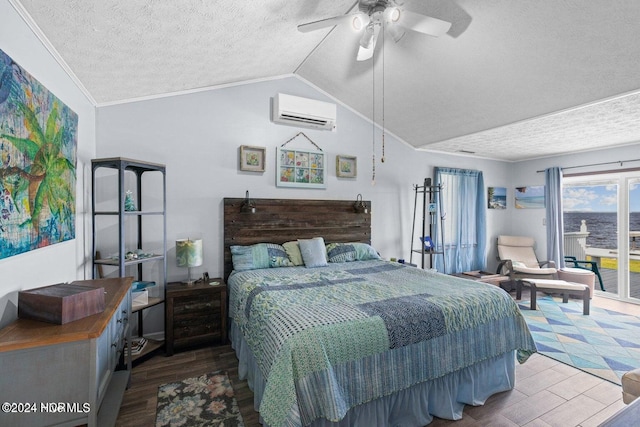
[381,18,386,164]
[372,36,376,186]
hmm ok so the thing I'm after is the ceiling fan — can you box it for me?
[298,0,451,61]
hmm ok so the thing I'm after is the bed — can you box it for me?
[223,198,536,427]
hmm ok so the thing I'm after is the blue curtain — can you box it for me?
[433,167,486,274]
[545,167,565,268]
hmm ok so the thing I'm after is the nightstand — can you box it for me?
[165,279,227,356]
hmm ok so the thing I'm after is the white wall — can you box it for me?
[508,143,640,262]
[0,0,96,328]
[96,76,512,283]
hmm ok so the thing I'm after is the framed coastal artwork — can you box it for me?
[276,147,326,189]
[488,187,507,209]
[0,48,78,260]
[515,186,545,209]
[239,145,265,172]
[336,155,357,178]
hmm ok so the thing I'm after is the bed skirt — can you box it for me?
[230,321,516,427]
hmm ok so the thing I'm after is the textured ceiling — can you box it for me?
[11,0,640,161]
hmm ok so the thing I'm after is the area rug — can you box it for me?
[155,371,244,427]
[518,296,640,385]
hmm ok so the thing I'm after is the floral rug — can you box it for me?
[519,295,640,385]
[155,371,244,427]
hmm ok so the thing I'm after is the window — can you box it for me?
[434,167,486,274]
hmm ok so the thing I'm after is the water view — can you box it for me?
[564,212,640,249]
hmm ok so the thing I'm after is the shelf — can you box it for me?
[132,297,164,313]
[94,210,165,216]
[410,178,445,270]
[95,254,164,266]
[92,157,167,369]
[412,249,443,254]
[131,338,164,361]
[92,157,166,173]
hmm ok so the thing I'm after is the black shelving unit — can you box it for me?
[410,177,446,271]
[91,157,167,361]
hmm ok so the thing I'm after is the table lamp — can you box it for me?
[176,238,203,285]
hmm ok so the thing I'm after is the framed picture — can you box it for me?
[336,155,357,178]
[515,186,545,209]
[239,145,266,172]
[488,187,507,209]
[276,147,326,189]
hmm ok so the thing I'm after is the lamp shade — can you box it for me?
[176,238,203,268]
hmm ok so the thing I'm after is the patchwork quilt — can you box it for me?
[228,260,536,427]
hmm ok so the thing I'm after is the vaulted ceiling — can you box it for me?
[12,0,640,161]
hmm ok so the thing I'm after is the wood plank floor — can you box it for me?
[116,292,640,427]
[598,267,640,299]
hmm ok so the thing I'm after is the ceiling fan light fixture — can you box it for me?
[352,14,367,31]
[386,7,401,23]
[297,0,451,57]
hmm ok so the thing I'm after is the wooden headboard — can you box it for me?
[223,198,372,281]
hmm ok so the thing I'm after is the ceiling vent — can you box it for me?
[272,93,337,131]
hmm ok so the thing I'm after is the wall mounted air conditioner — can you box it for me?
[272,93,337,131]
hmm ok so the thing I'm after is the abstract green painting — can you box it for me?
[0,48,78,259]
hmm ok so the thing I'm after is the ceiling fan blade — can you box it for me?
[357,45,374,61]
[398,10,451,37]
[298,14,362,33]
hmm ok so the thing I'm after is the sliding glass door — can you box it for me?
[563,172,640,303]
[563,177,619,297]
[628,177,640,300]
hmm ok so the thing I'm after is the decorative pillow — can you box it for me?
[230,243,293,271]
[298,237,328,268]
[283,241,304,266]
[326,243,357,263]
[326,242,381,262]
[352,243,381,261]
[268,243,294,267]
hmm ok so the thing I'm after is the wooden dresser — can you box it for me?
[0,278,132,427]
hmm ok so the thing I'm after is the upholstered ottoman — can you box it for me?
[516,278,590,315]
[622,368,640,404]
[558,267,596,298]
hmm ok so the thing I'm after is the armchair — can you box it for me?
[497,235,558,280]
[564,255,605,291]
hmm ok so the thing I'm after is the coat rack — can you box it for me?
[410,178,446,271]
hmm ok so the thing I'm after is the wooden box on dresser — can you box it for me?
[165,280,227,356]
[0,277,132,427]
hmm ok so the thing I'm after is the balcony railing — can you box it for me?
[564,220,640,298]
[564,219,589,260]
